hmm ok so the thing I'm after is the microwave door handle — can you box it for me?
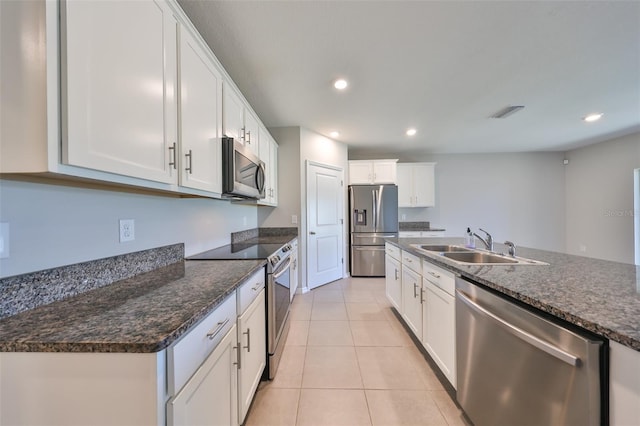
[256,163,266,195]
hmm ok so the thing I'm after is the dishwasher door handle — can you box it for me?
[456,290,580,366]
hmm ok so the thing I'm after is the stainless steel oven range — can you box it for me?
[186,238,296,380]
[266,241,294,379]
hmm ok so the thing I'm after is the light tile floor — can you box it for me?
[245,277,470,426]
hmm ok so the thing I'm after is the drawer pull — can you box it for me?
[251,283,262,292]
[206,318,230,340]
[243,328,251,352]
[428,271,441,279]
[413,282,418,298]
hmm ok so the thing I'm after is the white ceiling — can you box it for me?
[178,0,640,155]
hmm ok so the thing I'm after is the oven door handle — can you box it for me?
[272,257,292,279]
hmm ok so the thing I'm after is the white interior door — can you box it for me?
[307,163,344,289]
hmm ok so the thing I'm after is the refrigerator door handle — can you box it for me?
[372,189,378,230]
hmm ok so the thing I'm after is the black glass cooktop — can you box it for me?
[187,242,285,260]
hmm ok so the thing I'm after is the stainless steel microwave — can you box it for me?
[222,137,266,199]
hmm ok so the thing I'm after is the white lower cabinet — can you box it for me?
[401,263,423,338]
[237,290,266,423]
[0,268,269,426]
[385,254,402,311]
[386,245,457,389]
[423,279,456,388]
[168,324,239,426]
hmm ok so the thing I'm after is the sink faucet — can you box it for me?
[473,228,493,251]
[504,241,516,257]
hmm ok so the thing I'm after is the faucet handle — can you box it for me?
[504,241,516,257]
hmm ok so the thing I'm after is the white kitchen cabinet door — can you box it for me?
[401,266,423,337]
[397,163,435,207]
[372,160,398,184]
[349,161,374,184]
[397,164,413,207]
[423,280,456,388]
[412,163,435,207]
[62,0,178,184]
[385,254,402,312]
[169,325,239,426]
[223,83,244,141]
[258,129,278,206]
[243,110,260,157]
[237,290,266,424]
[349,160,398,184]
[179,26,223,194]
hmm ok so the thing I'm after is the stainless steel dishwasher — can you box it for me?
[456,277,606,426]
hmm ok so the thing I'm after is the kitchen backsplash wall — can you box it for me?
[0,179,258,278]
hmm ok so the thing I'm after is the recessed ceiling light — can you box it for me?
[330,131,340,138]
[583,113,603,122]
[406,128,417,136]
[334,79,348,90]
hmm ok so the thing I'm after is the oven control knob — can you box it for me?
[282,244,291,252]
[270,255,280,266]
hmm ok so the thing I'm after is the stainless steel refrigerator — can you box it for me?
[349,185,398,277]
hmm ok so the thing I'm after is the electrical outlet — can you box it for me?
[292,215,298,224]
[0,222,9,259]
[119,219,135,243]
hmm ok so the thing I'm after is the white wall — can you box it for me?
[298,128,349,288]
[258,127,301,229]
[351,152,567,252]
[0,179,258,278]
[564,132,640,264]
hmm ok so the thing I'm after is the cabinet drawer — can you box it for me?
[422,262,455,295]
[385,243,400,260]
[399,231,422,238]
[401,250,421,274]
[168,292,237,396]
[237,267,266,314]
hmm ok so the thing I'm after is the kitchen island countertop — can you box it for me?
[387,237,640,351]
[0,259,266,353]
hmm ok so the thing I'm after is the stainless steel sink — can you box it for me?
[442,251,518,264]
[441,251,548,265]
[412,244,471,252]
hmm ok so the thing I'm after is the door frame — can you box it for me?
[304,160,346,290]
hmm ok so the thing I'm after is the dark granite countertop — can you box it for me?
[387,237,640,351]
[0,259,266,353]
[399,221,445,232]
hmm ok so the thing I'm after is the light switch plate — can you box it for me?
[0,222,9,258]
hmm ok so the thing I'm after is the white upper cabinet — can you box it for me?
[243,110,260,157]
[348,160,398,185]
[397,163,435,207]
[178,25,223,194]
[223,84,259,157]
[258,127,278,206]
[222,84,245,141]
[62,0,178,184]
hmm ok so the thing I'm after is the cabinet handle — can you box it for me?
[420,286,425,304]
[233,344,241,369]
[395,268,399,280]
[251,283,261,292]
[185,150,193,174]
[243,328,251,352]
[206,318,230,340]
[241,127,246,141]
[246,130,251,144]
[413,282,418,298]
[428,271,441,279]
[168,142,177,169]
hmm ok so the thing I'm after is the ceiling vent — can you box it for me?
[490,105,525,119]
